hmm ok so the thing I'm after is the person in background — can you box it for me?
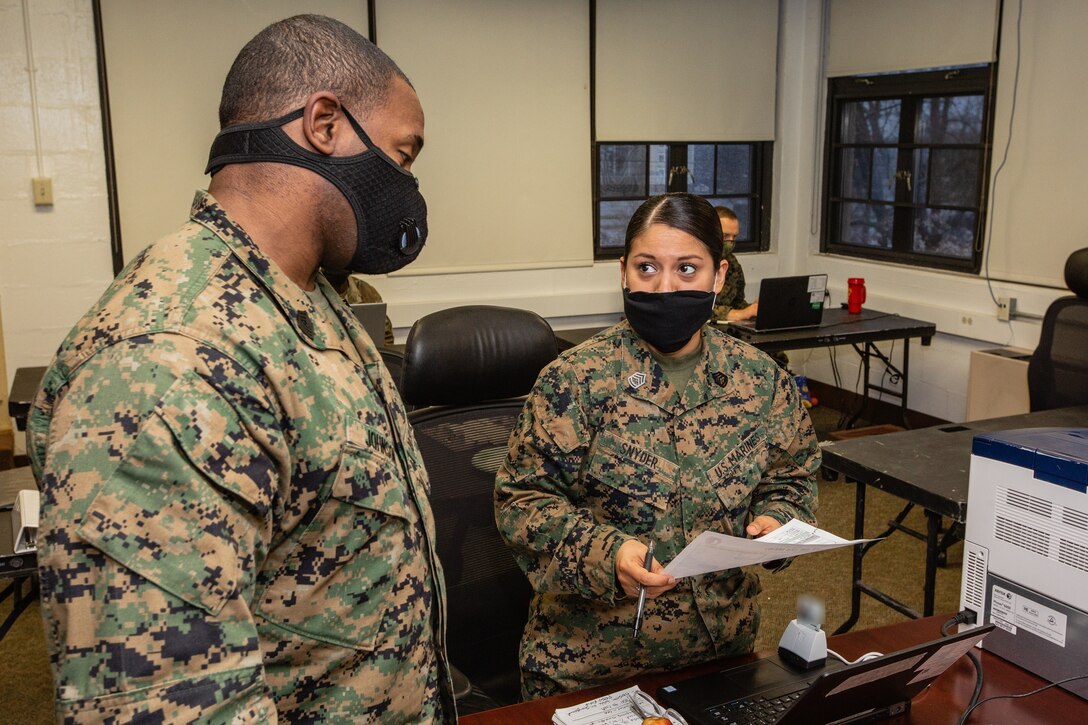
[495,192,820,699]
[712,205,758,322]
[27,14,454,722]
[324,269,396,345]
[714,205,792,373]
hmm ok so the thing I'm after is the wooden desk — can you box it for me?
[460,615,1086,724]
[821,405,1088,632]
[555,309,936,426]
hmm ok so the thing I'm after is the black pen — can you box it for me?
[633,540,655,638]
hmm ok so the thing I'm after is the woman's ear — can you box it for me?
[713,258,728,294]
[619,257,627,289]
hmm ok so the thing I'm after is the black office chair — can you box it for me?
[376,346,409,408]
[403,305,558,708]
[1027,247,1088,411]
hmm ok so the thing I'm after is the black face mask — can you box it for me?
[205,106,426,274]
[623,288,716,353]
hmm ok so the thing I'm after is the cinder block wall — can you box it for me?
[1,1,115,456]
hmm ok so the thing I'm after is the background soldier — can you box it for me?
[28,15,453,722]
[495,192,819,699]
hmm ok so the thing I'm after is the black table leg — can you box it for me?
[923,510,941,617]
[834,482,867,634]
[0,576,39,641]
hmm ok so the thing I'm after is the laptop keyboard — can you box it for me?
[702,688,803,725]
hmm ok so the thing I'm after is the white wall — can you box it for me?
[2,0,1080,436]
[0,0,114,442]
[775,0,1069,423]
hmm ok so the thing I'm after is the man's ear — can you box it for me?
[301,92,342,156]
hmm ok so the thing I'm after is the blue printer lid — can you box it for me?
[972,428,1088,493]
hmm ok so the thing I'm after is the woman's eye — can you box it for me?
[679,263,696,275]
[638,262,657,273]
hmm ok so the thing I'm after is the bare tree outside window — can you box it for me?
[823,66,994,272]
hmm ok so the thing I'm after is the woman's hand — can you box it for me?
[616,539,678,599]
[746,515,782,537]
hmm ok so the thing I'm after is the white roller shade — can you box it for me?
[377,0,592,274]
[828,0,998,77]
[595,0,778,141]
[99,1,370,265]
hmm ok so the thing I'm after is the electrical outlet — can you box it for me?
[997,297,1015,322]
[32,177,53,206]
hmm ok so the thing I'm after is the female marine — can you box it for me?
[495,192,820,698]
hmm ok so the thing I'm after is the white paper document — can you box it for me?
[662,518,875,579]
[551,685,651,725]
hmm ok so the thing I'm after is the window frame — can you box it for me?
[593,140,773,259]
[821,65,997,273]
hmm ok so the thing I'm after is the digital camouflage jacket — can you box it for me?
[28,191,454,723]
[495,322,819,698]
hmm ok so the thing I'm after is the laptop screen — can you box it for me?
[349,302,388,345]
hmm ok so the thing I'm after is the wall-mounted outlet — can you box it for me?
[32,177,53,206]
[997,297,1015,322]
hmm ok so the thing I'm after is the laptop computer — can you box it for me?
[349,302,388,345]
[724,274,828,333]
[657,623,994,725]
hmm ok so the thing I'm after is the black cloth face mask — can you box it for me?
[623,287,716,354]
[205,106,426,274]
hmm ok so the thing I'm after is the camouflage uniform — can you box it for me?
[495,322,819,698]
[712,251,747,320]
[27,191,454,723]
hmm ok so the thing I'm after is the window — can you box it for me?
[594,142,772,258]
[822,65,995,272]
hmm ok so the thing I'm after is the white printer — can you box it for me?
[960,427,1088,700]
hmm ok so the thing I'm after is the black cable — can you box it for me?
[983,0,1023,306]
[942,613,985,720]
[958,674,1088,724]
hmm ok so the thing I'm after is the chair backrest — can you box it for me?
[404,305,557,705]
[402,305,558,407]
[1028,247,1088,411]
[376,346,407,401]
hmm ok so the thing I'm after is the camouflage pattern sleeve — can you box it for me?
[495,363,630,603]
[29,335,286,723]
[748,364,820,526]
[713,252,748,320]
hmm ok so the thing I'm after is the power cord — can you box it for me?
[826,648,882,666]
[942,610,984,723]
[958,674,1088,724]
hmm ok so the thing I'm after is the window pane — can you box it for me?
[913,148,929,204]
[687,144,715,195]
[649,145,668,194]
[598,145,645,197]
[716,144,751,194]
[871,147,898,201]
[840,147,871,199]
[841,100,901,144]
[928,149,980,207]
[916,95,984,144]
[707,197,750,240]
[913,208,976,258]
[598,200,645,249]
[839,202,893,248]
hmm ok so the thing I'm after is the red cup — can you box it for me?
[847,277,866,314]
